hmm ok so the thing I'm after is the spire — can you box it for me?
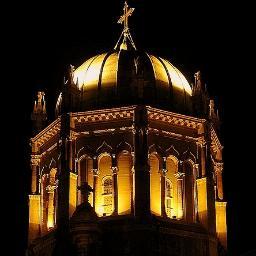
[192,71,209,117]
[209,99,215,118]
[193,71,203,94]
[114,1,136,50]
[209,99,220,130]
[31,91,47,135]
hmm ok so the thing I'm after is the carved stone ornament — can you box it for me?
[31,155,41,166]
[174,172,185,179]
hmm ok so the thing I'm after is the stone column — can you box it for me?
[46,184,57,229]
[130,151,135,214]
[197,138,206,177]
[193,164,199,222]
[92,156,98,210]
[175,161,185,219]
[133,105,150,219]
[161,157,167,217]
[112,153,118,215]
[31,155,41,194]
[215,162,224,200]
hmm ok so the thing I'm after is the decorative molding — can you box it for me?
[210,124,223,152]
[31,155,41,166]
[70,172,78,179]
[215,201,227,207]
[93,128,116,134]
[148,144,164,156]
[31,117,61,149]
[147,106,205,131]
[166,145,180,158]
[112,166,119,174]
[181,148,197,163]
[48,158,57,170]
[174,172,185,179]
[73,107,135,125]
[29,194,40,200]
[214,162,224,175]
[116,141,133,153]
[96,141,113,154]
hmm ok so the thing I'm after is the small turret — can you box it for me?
[192,71,209,118]
[55,65,81,117]
[31,91,47,135]
[209,99,220,131]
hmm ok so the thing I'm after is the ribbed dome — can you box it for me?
[72,49,192,113]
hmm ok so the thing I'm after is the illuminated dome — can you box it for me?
[71,49,192,113]
[55,1,193,114]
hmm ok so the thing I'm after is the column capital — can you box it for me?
[92,168,99,176]
[193,163,199,169]
[46,183,58,193]
[214,162,224,174]
[31,154,41,165]
[196,137,206,147]
[112,166,119,174]
[161,168,167,176]
[175,172,185,180]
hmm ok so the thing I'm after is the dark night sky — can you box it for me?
[6,1,255,255]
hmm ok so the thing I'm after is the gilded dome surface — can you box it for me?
[72,49,192,113]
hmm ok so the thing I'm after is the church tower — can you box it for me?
[27,2,227,256]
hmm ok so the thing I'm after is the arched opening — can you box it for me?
[166,156,178,219]
[184,161,195,223]
[78,155,93,206]
[150,153,161,216]
[117,151,132,215]
[95,154,113,216]
[47,168,57,230]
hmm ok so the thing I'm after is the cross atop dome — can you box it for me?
[117,1,135,32]
[115,1,137,50]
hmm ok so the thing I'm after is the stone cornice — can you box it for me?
[148,127,198,142]
[72,106,135,126]
[147,106,206,133]
[31,117,61,149]
[30,106,208,150]
[31,154,41,165]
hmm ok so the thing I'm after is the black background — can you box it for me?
[4,1,254,255]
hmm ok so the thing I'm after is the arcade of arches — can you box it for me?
[37,151,204,231]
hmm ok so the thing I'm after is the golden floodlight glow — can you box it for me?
[159,57,192,96]
[74,53,108,89]
[72,52,192,97]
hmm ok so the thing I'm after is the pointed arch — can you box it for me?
[149,153,161,216]
[77,145,94,160]
[77,154,94,206]
[166,145,180,159]
[165,155,179,218]
[149,144,164,158]
[96,141,113,156]
[95,153,113,216]
[181,148,197,163]
[117,151,132,215]
[116,141,132,154]
[183,159,196,223]
[48,158,57,170]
